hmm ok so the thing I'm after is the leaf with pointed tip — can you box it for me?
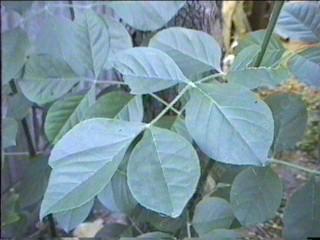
[103,16,132,70]
[2,27,30,85]
[192,197,234,235]
[55,199,94,233]
[40,118,145,219]
[186,83,274,166]
[287,47,320,89]
[19,55,80,105]
[265,94,308,155]
[227,66,291,89]
[127,126,200,217]
[275,2,320,43]
[149,27,222,77]
[283,177,320,240]
[3,118,18,149]
[113,47,188,94]
[230,167,283,226]
[86,91,143,122]
[107,1,185,31]
[44,88,95,144]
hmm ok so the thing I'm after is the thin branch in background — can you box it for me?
[128,217,143,235]
[253,1,284,67]
[149,93,181,115]
[271,159,320,176]
[68,0,75,21]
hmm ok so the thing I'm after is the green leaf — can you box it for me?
[103,16,132,70]
[86,90,143,122]
[200,229,242,240]
[34,11,109,78]
[2,1,33,15]
[54,199,94,233]
[287,47,320,89]
[19,55,80,105]
[44,88,95,144]
[40,118,145,219]
[107,1,185,31]
[18,156,51,208]
[192,197,234,236]
[127,126,200,217]
[149,27,222,77]
[113,47,189,94]
[137,232,175,239]
[231,45,285,70]
[2,27,30,85]
[265,94,308,154]
[227,66,291,89]
[230,167,283,226]
[3,118,18,149]
[6,92,32,120]
[283,177,320,240]
[185,83,274,166]
[275,2,320,43]
[235,30,284,54]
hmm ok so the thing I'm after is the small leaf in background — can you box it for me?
[287,47,320,89]
[265,94,308,155]
[107,1,185,31]
[275,2,320,43]
[230,167,283,226]
[283,177,320,240]
[2,1,33,15]
[86,90,143,122]
[127,126,200,217]
[19,55,80,105]
[113,47,189,94]
[227,66,291,89]
[186,82,274,166]
[149,27,222,77]
[18,156,51,208]
[2,27,30,85]
[55,199,95,233]
[235,30,284,54]
[40,118,145,219]
[44,88,95,144]
[192,197,234,236]
[2,118,18,149]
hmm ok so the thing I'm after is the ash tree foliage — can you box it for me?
[2,1,320,239]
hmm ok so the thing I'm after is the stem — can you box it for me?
[195,72,225,84]
[149,93,180,115]
[68,0,75,21]
[148,85,191,126]
[186,210,192,238]
[47,214,57,237]
[253,1,284,67]
[271,159,320,175]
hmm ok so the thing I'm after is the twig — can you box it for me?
[128,217,143,235]
[186,210,192,238]
[253,1,284,67]
[271,159,320,175]
[68,0,75,21]
[149,93,180,115]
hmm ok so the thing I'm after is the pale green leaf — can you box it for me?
[265,94,308,154]
[40,118,145,218]
[283,177,320,240]
[192,197,234,235]
[149,27,222,77]
[113,47,188,94]
[127,126,200,217]
[230,167,283,226]
[185,83,274,166]
[103,16,132,70]
[3,118,18,149]
[87,91,143,122]
[107,1,185,31]
[54,199,94,233]
[44,88,95,144]
[2,27,30,85]
[19,55,80,105]
[275,2,320,43]
[287,47,320,88]
[227,66,291,89]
